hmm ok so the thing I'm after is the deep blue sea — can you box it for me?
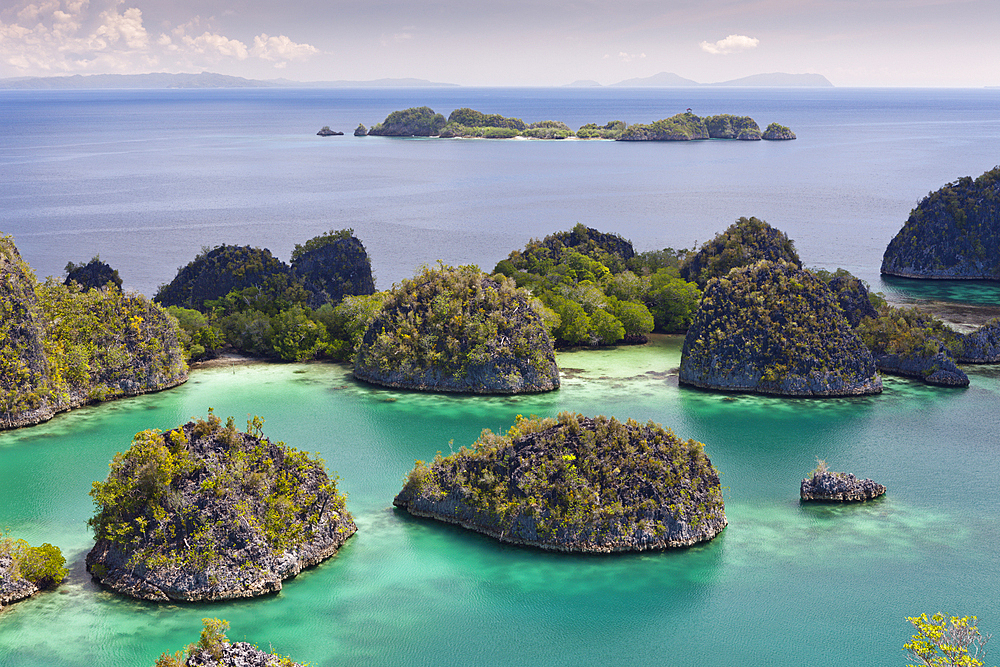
[2,87,1000,667]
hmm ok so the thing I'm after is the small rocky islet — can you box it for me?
[86,411,355,602]
[153,618,306,667]
[0,535,68,610]
[394,413,727,552]
[800,461,886,502]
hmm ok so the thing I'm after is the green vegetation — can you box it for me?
[153,617,305,667]
[704,114,761,140]
[291,228,356,262]
[882,166,1000,279]
[88,410,352,574]
[0,532,68,590]
[680,216,801,287]
[1,234,186,426]
[904,613,991,667]
[156,231,376,362]
[396,412,725,550]
[494,224,701,344]
[856,302,963,359]
[618,112,709,141]
[576,121,626,139]
[439,109,574,139]
[64,255,123,290]
[762,122,796,140]
[679,259,881,395]
[354,263,558,393]
[368,107,447,136]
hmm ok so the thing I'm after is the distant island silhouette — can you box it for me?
[0,70,833,89]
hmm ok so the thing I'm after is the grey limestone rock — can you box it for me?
[801,471,886,502]
[0,554,39,609]
[875,351,969,387]
[959,318,1000,363]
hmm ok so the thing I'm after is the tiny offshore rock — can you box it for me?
[394,413,727,552]
[353,263,560,394]
[316,126,343,136]
[86,411,355,602]
[801,465,886,502]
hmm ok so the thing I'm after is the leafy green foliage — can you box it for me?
[369,107,447,136]
[904,613,991,667]
[154,618,306,667]
[0,532,68,589]
[495,225,699,343]
[762,123,796,140]
[680,216,801,287]
[705,114,761,140]
[398,413,725,548]
[856,303,963,358]
[576,121,626,139]
[618,112,709,141]
[64,256,123,290]
[290,228,356,262]
[354,264,557,389]
[88,410,350,570]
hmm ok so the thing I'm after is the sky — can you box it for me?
[0,0,997,86]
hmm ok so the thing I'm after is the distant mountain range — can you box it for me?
[568,72,834,87]
[0,70,832,90]
[0,72,459,89]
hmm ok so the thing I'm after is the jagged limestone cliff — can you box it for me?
[1,234,186,430]
[679,260,882,396]
[882,166,1000,279]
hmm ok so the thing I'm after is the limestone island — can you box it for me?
[881,166,1000,279]
[959,318,1000,363]
[394,413,727,552]
[364,107,794,141]
[1,234,187,431]
[353,263,560,393]
[800,460,886,502]
[679,259,883,396]
[0,535,67,610]
[679,216,802,287]
[316,126,343,136]
[154,618,306,667]
[86,411,356,602]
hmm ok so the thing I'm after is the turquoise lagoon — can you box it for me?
[2,336,999,666]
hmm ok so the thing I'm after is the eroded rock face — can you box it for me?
[354,265,559,394]
[186,642,305,667]
[394,414,727,552]
[155,245,300,311]
[959,318,1000,363]
[801,471,886,502]
[679,216,801,287]
[875,351,969,387]
[291,236,375,309]
[679,260,882,396]
[881,166,1000,280]
[0,554,39,609]
[827,274,878,328]
[86,415,356,602]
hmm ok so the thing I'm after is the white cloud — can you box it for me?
[0,0,317,75]
[700,34,759,55]
[618,51,646,62]
[250,33,319,62]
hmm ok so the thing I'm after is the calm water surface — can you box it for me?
[1,338,999,666]
[2,88,1000,666]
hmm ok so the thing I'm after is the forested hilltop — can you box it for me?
[882,166,1000,279]
[1,234,186,431]
[363,107,795,141]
